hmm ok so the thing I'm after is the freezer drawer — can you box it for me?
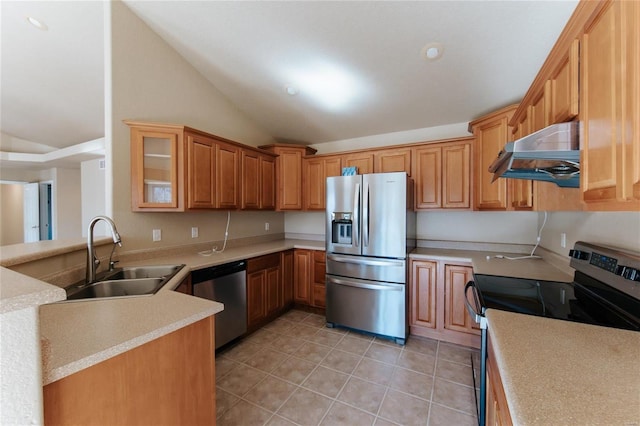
[326,254,406,284]
[326,274,407,344]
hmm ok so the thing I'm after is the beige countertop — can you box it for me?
[486,309,640,425]
[410,247,573,282]
[0,267,65,314]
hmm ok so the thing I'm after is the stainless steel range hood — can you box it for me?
[488,121,580,188]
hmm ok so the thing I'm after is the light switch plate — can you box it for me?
[191,227,198,238]
[152,229,161,241]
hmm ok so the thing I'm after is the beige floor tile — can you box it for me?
[378,389,430,426]
[267,415,298,426]
[293,341,331,363]
[320,402,376,426]
[216,388,240,419]
[281,309,311,322]
[308,329,344,347]
[437,343,476,366]
[223,341,263,363]
[245,347,289,373]
[435,358,474,387]
[325,325,349,334]
[264,318,296,334]
[389,367,434,401]
[373,417,399,426]
[272,355,317,385]
[302,365,349,398]
[336,335,373,356]
[217,365,267,396]
[270,335,306,354]
[428,403,477,426]
[217,399,273,426]
[289,324,320,339]
[277,387,332,425]
[216,356,240,380]
[353,357,395,386]
[246,328,280,346]
[373,337,405,348]
[365,343,402,364]
[431,378,476,415]
[337,377,387,414]
[348,330,375,341]
[321,348,361,374]
[405,336,439,357]
[397,350,436,375]
[302,314,327,328]
[244,375,298,412]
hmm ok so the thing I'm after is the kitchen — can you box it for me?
[1,1,639,425]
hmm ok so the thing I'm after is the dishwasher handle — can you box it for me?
[191,260,246,283]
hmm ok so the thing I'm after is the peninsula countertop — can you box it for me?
[486,309,640,425]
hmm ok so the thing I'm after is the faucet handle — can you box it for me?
[109,260,119,271]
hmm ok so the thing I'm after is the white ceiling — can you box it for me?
[1,0,579,158]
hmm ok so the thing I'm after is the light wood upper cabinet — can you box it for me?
[186,133,216,209]
[129,123,183,211]
[374,148,412,175]
[241,150,276,210]
[303,156,342,210]
[469,105,517,211]
[413,138,472,210]
[259,144,317,211]
[581,0,640,210]
[342,152,374,174]
[550,39,580,124]
[216,143,240,209]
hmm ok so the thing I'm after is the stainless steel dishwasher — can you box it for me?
[191,260,247,349]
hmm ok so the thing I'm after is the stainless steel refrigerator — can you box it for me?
[325,172,416,344]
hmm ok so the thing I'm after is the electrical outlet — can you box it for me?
[152,229,161,242]
[191,227,198,238]
[560,232,567,248]
[265,222,270,231]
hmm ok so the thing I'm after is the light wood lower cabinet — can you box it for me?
[281,250,294,306]
[247,253,282,329]
[410,259,480,348]
[293,249,326,309]
[43,317,216,426]
[486,336,513,426]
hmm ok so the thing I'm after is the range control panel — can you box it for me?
[589,251,618,273]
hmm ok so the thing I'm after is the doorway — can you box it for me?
[23,181,54,242]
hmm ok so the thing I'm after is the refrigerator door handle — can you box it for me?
[363,181,369,247]
[353,183,360,247]
[327,276,403,291]
[327,254,404,267]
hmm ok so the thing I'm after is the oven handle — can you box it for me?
[465,281,487,330]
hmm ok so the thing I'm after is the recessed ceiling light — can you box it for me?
[285,85,298,96]
[421,42,444,61]
[26,16,48,31]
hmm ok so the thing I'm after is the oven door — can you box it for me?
[465,281,487,426]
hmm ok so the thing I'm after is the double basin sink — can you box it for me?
[64,264,185,301]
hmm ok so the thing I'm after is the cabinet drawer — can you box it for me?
[247,253,280,273]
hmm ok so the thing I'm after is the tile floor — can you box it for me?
[216,309,480,426]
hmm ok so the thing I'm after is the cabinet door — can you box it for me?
[265,266,281,315]
[293,249,311,304]
[342,152,374,174]
[442,143,471,209]
[281,250,294,306]
[550,39,579,124]
[508,110,534,211]
[216,143,240,209]
[261,156,276,210]
[304,158,325,210]
[410,260,437,329]
[486,338,513,426]
[444,265,480,335]
[414,146,442,209]
[241,150,260,209]
[130,126,182,210]
[186,133,216,209]
[278,148,304,210]
[312,250,326,308]
[470,106,516,210]
[247,270,266,327]
[374,148,411,175]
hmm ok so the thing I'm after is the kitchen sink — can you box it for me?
[64,264,185,301]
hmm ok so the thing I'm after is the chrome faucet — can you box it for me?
[86,216,122,284]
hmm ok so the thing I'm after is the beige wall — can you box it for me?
[107,1,278,253]
[0,184,24,245]
[52,168,82,240]
[81,158,107,237]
